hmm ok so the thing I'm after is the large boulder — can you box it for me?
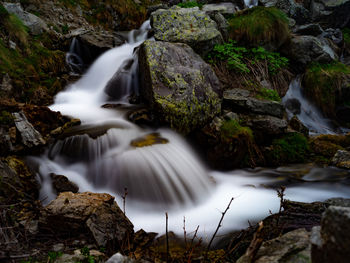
[3,2,48,35]
[40,192,134,249]
[285,35,338,69]
[202,2,239,17]
[139,40,221,134]
[237,228,311,263]
[311,206,350,263]
[150,6,223,56]
[222,89,285,118]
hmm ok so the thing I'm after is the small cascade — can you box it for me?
[66,37,85,74]
[282,77,337,134]
[35,20,213,209]
[244,0,258,8]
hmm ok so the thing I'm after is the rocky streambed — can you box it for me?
[1,0,350,262]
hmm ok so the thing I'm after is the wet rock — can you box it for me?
[288,115,309,136]
[284,98,301,115]
[3,2,48,34]
[139,40,221,134]
[237,228,311,263]
[52,243,65,252]
[50,173,79,194]
[40,192,134,249]
[202,2,239,16]
[294,23,324,36]
[311,206,350,263]
[326,197,350,207]
[285,35,338,69]
[223,89,285,118]
[150,6,223,56]
[12,111,46,149]
[104,58,136,100]
[331,150,350,169]
[322,28,343,45]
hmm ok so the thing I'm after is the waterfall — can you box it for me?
[282,77,338,135]
[31,21,350,237]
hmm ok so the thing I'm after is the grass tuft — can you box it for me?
[228,6,290,48]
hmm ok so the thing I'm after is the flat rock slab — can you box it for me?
[150,6,223,56]
[12,111,46,148]
[202,2,239,16]
[223,89,285,118]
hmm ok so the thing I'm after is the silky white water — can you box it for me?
[33,21,350,239]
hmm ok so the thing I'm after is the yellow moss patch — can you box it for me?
[131,133,169,148]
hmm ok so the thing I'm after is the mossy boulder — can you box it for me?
[139,40,221,135]
[303,63,350,120]
[150,6,223,56]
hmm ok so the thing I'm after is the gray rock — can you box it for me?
[310,0,350,28]
[237,228,311,263]
[106,253,135,263]
[259,0,310,24]
[326,198,350,207]
[286,35,338,68]
[288,115,309,136]
[150,6,223,56]
[139,40,221,134]
[52,243,65,252]
[294,23,324,36]
[246,115,288,135]
[202,2,239,16]
[208,12,229,40]
[223,89,285,118]
[331,150,350,169]
[9,40,16,50]
[322,28,343,45]
[312,206,350,263]
[12,111,46,148]
[1,73,13,93]
[3,2,48,34]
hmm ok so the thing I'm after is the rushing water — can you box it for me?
[31,21,350,238]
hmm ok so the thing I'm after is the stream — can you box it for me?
[30,21,350,239]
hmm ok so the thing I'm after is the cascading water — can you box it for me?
[31,21,350,237]
[282,77,350,135]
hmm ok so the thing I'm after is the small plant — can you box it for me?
[81,246,95,263]
[257,87,281,102]
[48,251,63,263]
[177,1,203,8]
[220,119,253,141]
[0,4,9,22]
[342,28,350,46]
[61,24,69,34]
[208,41,288,75]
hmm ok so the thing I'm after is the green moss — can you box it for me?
[343,27,350,46]
[177,1,203,8]
[220,119,253,141]
[0,4,9,22]
[0,111,14,125]
[269,133,309,165]
[303,62,350,117]
[257,87,281,102]
[228,6,290,47]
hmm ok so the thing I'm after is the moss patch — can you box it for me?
[257,87,281,102]
[303,62,350,118]
[131,133,169,148]
[268,133,309,165]
[177,1,203,8]
[228,6,290,48]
